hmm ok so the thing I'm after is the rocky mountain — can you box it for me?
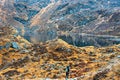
[0,0,120,47]
[0,1,120,80]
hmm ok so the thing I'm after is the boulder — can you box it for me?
[11,42,19,49]
[0,46,3,50]
[117,55,120,58]
[5,42,12,50]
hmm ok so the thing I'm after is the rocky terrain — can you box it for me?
[0,0,120,47]
[0,27,120,80]
[0,0,120,80]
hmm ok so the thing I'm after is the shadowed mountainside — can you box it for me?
[0,0,120,47]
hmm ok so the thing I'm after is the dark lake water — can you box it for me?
[59,34,120,47]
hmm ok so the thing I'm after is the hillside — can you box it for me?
[0,27,120,80]
[0,0,120,80]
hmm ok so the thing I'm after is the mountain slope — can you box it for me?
[0,0,120,47]
[0,27,120,79]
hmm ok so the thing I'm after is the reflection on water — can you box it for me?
[59,34,120,47]
[24,33,120,47]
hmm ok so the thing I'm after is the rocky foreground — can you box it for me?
[0,27,120,80]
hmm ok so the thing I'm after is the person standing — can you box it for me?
[66,65,70,80]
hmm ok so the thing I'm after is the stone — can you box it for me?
[0,46,3,50]
[20,50,29,53]
[5,42,11,50]
[117,55,120,58]
[89,52,96,56]
[11,42,19,49]
[107,48,113,53]
[66,48,72,53]
[55,47,65,52]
